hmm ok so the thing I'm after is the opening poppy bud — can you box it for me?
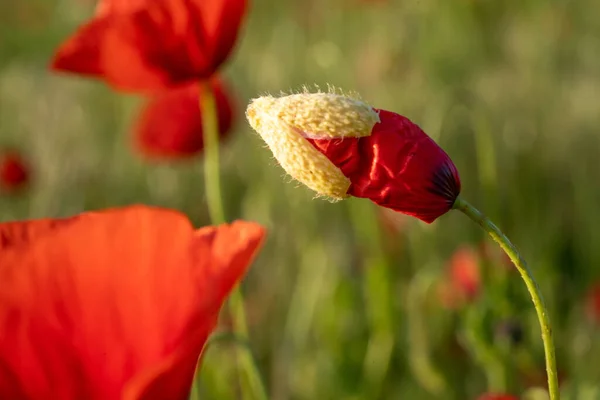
[246,90,461,223]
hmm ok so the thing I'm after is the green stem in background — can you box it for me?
[453,197,559,400]
[199,81,268,400]
[460,307,506,393]
[406,269,447,396]
[200,80,225,225]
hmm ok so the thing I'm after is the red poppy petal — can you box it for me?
[126,220,265,400]
[51,17,110,76]
[477,395,519,400]
[308,109,461,223]
[0,206,265,400]
[0,217,74,251]
[95,0,146,17]
[51,0,248,92]
[133,78,234,159]
[186,0,248,74]
[52,7,183,91]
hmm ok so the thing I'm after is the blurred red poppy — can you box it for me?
[51,0,248,92]
[0,205,265,400]
[450,246,481,300]
[477,394,518,400]
[0,150,29,192]
[438,245,481,308]
[308,110,461,223]
[133,78,234,160]
[585,283,600,323]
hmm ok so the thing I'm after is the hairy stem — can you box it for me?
[453,197,559,400]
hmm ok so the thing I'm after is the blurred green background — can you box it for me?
[2,0,600,399]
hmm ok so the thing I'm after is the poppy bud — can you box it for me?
[0,150,29,192]
[246,90,460,223]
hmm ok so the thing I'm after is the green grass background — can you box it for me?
[1,0,600,399]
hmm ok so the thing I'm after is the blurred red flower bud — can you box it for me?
[0,150,29,192]
[585,283,600,323]
[51,0,248,92]
[438,245,481,309]
[450,246,481,300]
[477,394,518,400]
[133,78,234,160]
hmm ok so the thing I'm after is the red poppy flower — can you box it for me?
[585,283,600,323]
[0,205,265,400]
[477,394,519,400]
[438,245,480,308]
[308,110,461,223]
[51,0,248,92]
[449,245,481,300]
[133,78,234,159]
[0,150,29,192]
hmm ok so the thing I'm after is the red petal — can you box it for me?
[586,284,600,323]
[51,0,248,92]
[477,395,519,400]
[308,109,461,223]
[133,78,234,160]
[449,246,481,301]
[95,0,147,17]
[0,206,265,400]
[0,151,30,192]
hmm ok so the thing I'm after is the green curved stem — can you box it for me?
[199,81,268,400]
[453,197,559,400]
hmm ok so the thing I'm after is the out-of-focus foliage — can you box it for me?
[1,0,600,398]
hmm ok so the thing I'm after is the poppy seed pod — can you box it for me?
[247,90,461,223]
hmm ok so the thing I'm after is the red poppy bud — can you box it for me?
[246,91,460,223]
[0,151,29,192]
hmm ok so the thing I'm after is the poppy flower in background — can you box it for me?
[449,245,481,300]
[438,245,481,309]
[0,150,30,192]
[246,92,461,223]
[134,78,234,159]
[477,394,519,400]
[0,205,266,400]
[51,0,248,92]
[585,283,600,323]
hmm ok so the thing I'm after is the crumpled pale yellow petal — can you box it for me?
[246,92,379,199]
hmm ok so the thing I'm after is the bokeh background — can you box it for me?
[2,0,600,399]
